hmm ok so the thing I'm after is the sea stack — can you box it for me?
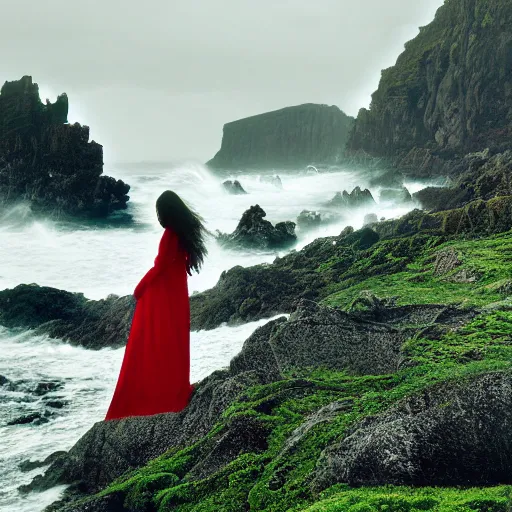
[0,76,130,218]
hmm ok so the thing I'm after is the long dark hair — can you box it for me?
[156,190,207,275]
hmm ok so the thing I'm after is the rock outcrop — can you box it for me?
[0,76,130,217]
[414,149,512,210]
[24,300,476,500]
[0,284,134,349]
[326,186,376,210]
[191,227,380,330]
[296,210,323,231]
[348,0,512,176]
[22,369,265,495]
[192,195,512,331]
[222,180,247,195]
[216,205,297,250]
[314,372,512,488]
[207,104,354,170]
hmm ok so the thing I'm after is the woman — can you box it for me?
[105,190,207,420]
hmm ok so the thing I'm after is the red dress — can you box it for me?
[105,228,193,420]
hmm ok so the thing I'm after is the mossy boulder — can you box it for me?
[314,372,512,489]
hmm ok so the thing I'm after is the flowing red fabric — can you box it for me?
[105,228,193,420]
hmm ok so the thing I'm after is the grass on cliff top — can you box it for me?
[303,485,512,512]
[322,231,512,311]
[99,303,512,512]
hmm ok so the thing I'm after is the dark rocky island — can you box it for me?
[216,205,297,250]
[207,103,354,170]
[326,186,376,209]
[222,180,247,195]
[0,76,130,218]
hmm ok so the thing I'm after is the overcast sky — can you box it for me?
[1,0,444,163]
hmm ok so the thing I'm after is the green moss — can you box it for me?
[323,232,512,310]
[92,231,512,512]
[98,334,512,511]
[402,310,512,366]
[302,485,512,512]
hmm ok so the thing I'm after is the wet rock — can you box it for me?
[222,180,247,195]
[216,205,297,250]
[0,76,130,218]
[23,370,264,494]
[0,285,135,349]
[414,151,512,211]
[187,415,270,481]
[260,175,283,189]
[327,186,376,209]
[297,210,322,230]
[314,372,512,489]
[268,300,407,376]
[233,299,466,379]
[230,317,287,383]
[297,210,343,231]
[413,186,472,211]
[351,300,475,329]
[363,213,378,226]
[33,382,63,396]
[7,411,53,426]
[44,399,69,409]
[0,375,9,386]
[48,493,125,512]
[373,196,512,240]
[19,451,68,472]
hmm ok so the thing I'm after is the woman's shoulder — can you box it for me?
[163,228,180,248]
[163,228,178,238]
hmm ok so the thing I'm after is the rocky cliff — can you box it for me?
[207,104,354,170]
[0,76,130,217]
[348,0,512,173]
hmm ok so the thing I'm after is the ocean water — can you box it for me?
[0,161,424,511]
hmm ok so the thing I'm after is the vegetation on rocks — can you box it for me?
[47,220,512,511]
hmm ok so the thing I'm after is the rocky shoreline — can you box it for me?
[1,193,510,347]
[2,192,511,511]
[19,291,512,511]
